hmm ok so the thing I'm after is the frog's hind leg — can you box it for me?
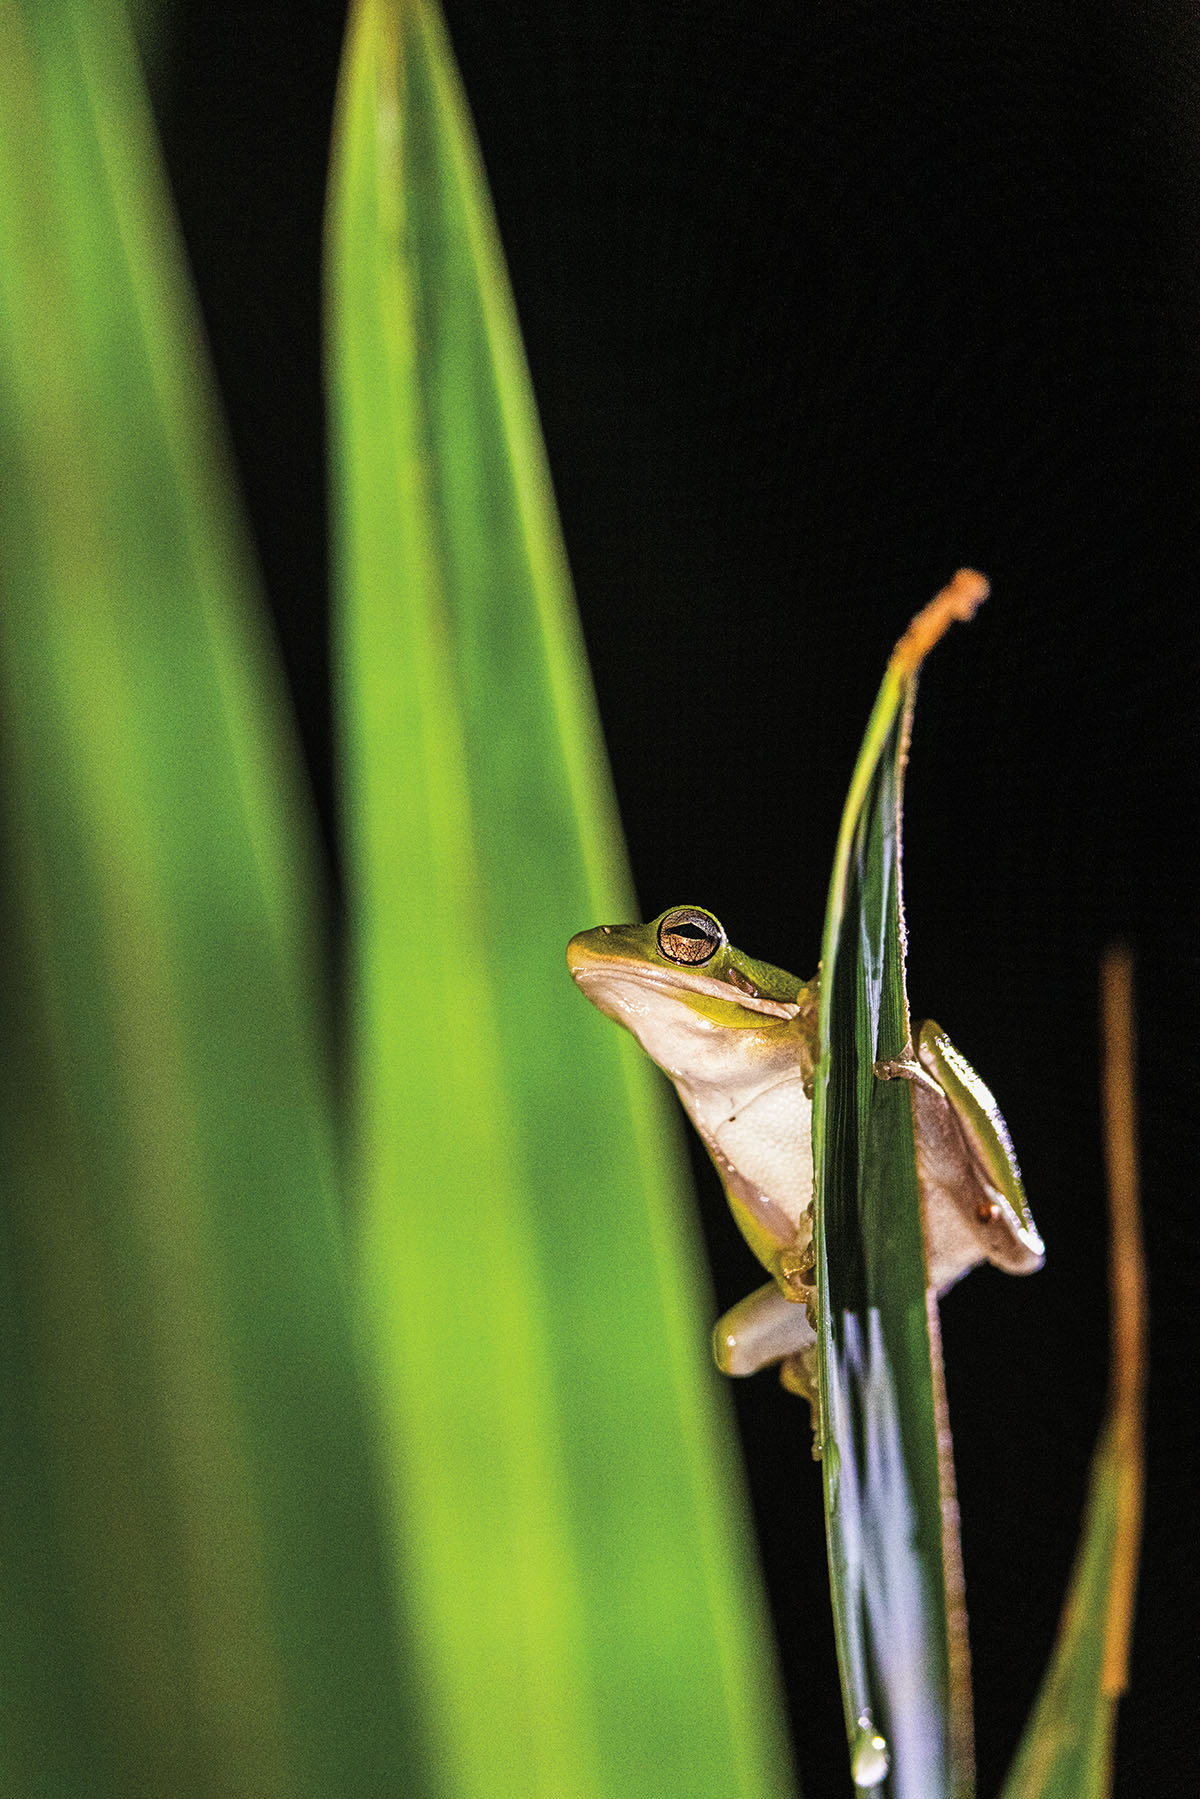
[713,1281,815,1377]
[714,1282,821,1446]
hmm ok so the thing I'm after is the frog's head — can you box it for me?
[567,906,812,1083]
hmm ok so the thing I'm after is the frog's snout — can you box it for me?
[566,930,594,980]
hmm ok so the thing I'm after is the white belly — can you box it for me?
[705,1075,813,1231]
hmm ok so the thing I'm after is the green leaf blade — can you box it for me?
[812,578,989,1799]
[0,5,416,1793]
[326,4,797,1795]
[999,947,1146,1799]
[998,1421,1121,1799]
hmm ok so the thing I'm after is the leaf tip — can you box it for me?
[892,568,989,677]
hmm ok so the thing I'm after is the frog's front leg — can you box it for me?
[874,1019,1045,1287]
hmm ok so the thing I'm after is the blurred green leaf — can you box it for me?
[0,3,417,1793]
[325,3,797,1795]
[811,576,989,1799]
[998,1419,1124,1799]
[999,949,1145,1799]
[125,0,170,77]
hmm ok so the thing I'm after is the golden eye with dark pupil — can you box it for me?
[658,909,722,965]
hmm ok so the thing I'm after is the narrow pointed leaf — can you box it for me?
[999,949,1145,1799]
[325,4,796,1795]
[812,574,989,1799]
[0,5,415,1792]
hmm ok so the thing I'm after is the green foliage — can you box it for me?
[999,1417,1124,1799]
[325,5,794,1794]
[0,2,415,1793]
[810,588,1145,1799]
[998,948,1145,1799]
[811,579,986,1799]
[0,2,1143,1795]
[2,0,792,1794]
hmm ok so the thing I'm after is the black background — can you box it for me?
[154,3,1196,1792]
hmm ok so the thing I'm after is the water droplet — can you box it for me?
[851,1715,889,1788]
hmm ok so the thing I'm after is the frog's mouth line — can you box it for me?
[571,958,800,1021]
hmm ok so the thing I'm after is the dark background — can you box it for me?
[154,3,1196,1792]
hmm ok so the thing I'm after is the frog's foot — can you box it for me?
[779,1347,823,1456]
[873,1043,944,1097]
[776,1242,817,1316]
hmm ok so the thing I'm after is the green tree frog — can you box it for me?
[567,905,1043,1407]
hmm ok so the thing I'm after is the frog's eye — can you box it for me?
[658,907,723,965]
